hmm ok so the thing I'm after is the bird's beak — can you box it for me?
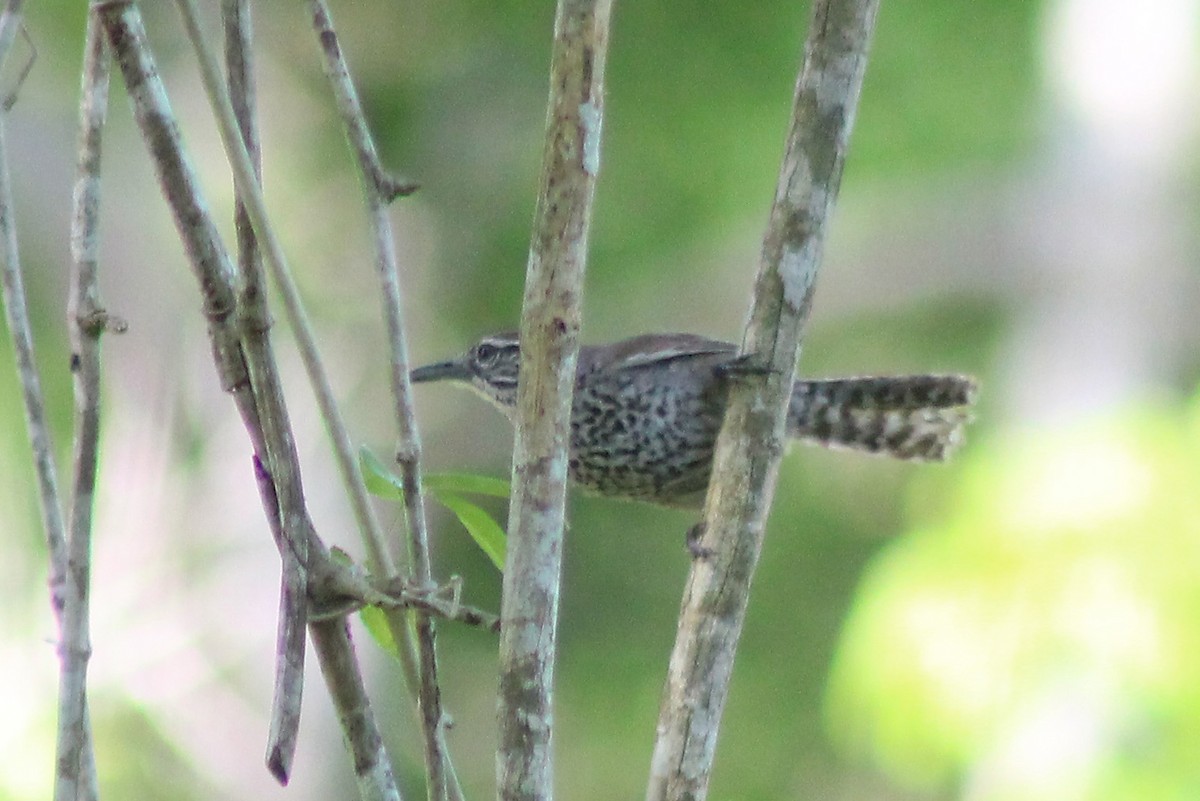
[411,358,471,384]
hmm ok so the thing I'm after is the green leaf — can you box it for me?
[359,447,508,570]
[426,472,511,498]
[360,447,510,502]
[359,604,401,661]
[437,492,507,571]
[359,447,404,499]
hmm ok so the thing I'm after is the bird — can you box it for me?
[411,332,978,510]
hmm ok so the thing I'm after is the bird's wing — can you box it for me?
[593,334,736,372]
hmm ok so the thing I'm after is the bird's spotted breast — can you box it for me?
[567,368,723,505]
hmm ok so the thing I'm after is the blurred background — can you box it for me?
[2,1,1199,799]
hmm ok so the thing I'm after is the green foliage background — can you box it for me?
[2,2,1198,800]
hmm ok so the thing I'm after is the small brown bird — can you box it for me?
[412,332,978,509]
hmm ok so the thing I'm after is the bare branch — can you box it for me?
[0,0,25,66]
[250,455,309,785]
[218,0,310,782]
[497,1,614,799]
[0,13,35,110]
[307,564,502,634]
[646,2,881,800]
[369,583,500,634]
[94,0,248,389]
[0,124,68,587]
[305,4,417,202]
[161,0,394,576]
[0,0,66,614]
[311,618,404,801]
[0,2,103,799]
[95,5,405,797]
[57,9,111,800]
[305,3,454,799]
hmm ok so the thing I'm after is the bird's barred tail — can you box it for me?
[787,375,979,461]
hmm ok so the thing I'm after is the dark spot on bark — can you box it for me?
[581,47,594,97]
[779,205,814,249]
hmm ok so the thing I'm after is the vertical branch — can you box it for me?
[0,1,65,604]
[305,4,453,801]
[310,618,404,801]
[254,464,403,801]
[0,0,25,65]
[220,0,310,783]
[59,9,112,801]
[0,110,67,598]
[497,1,613,799]
[159,13,423,788]
[97,4,402,798]
[168,0,394,574]
[646,2,880,801]
[222,0,259,269]
[0,111,68,591]
[0,1,103,799]
[94,0,246,385]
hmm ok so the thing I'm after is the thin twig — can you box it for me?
[94,0,248,390]
[247,454,307,785]
[0,0,65,607]
[1,19,35,110]
[645,3,880,800]
[220,0,309,783]
[58,9,112,801]
[0,112,79,801]
[369,587,499,633]
[171,0,428,787]
[167,0,396,598]
[290,0,422,728]
[0,0,24,65]
[0,2,101,799]
[305,3,453,799]
[254,464,404,801]
[2,177,69,590]
[306,564,502,633]
[497,1,614,799]
[95,5,405,798]
[303,6,417,202]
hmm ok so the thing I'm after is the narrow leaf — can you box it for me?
[359,605,401,661]
[359,447,404,499]
[426,472,511,498]
[438,492,507,571]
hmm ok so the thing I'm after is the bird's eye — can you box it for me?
[475,342,499,364]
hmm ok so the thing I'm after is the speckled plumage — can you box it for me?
[412,333,978,509]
